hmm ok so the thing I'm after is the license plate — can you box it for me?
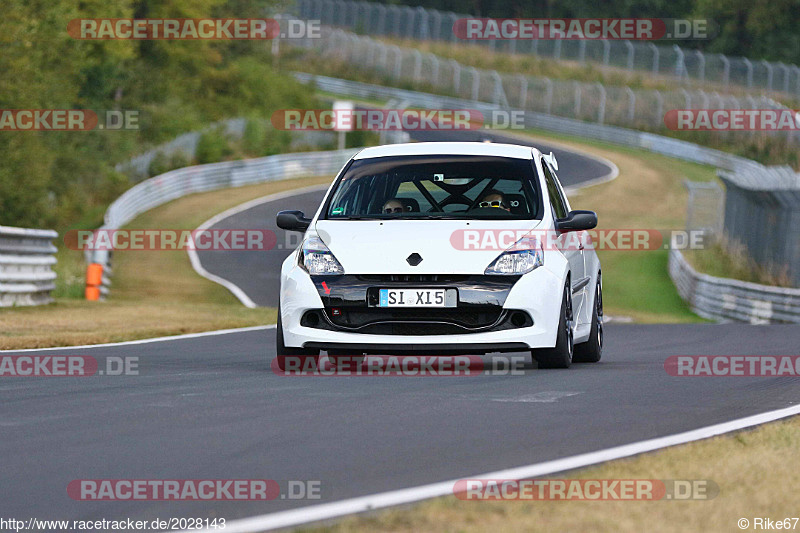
[378,288,455,308]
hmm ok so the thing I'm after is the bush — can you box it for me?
[346,130,380,148]
[195,127,234,165]
[242,119,268,155]
[263,128,292,156]
[147,151,170,177]
[148,151,194,177]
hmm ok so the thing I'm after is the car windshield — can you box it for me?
[324,155,542,220]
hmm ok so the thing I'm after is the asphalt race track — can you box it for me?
[3,134,799,529]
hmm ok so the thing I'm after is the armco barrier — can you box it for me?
[117,118,337,180]
[669,241,800,324]
[102,149,358,230]
[0,225,58,307]
[293,73,763,172]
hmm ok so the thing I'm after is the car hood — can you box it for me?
[314,219,543,275]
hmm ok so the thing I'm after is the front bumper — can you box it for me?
[303,274,532,335]
[280,259,564,352]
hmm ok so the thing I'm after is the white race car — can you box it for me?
[276,142,602,369]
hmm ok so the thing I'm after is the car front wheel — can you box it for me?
[532,281,573,369]
[574,274,603,363]
[275,301,319,371]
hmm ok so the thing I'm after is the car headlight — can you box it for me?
[299,235,345,275]
[485,235,544,275]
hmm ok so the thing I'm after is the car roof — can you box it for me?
[353,142,541,160]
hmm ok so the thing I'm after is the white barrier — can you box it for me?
[669,242,800,324]
[0,225,58,306]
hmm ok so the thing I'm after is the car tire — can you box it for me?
[275,301,319,371]
[532,281,573,369]
[574,274,603,363]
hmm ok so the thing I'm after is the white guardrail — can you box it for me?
[669,241,800,324]
[0,225,58,307]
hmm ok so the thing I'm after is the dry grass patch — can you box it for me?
[0,301,274,350]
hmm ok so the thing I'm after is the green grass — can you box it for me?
[516,127,721,186]
[51,246,88,300]
[600,249,703,323]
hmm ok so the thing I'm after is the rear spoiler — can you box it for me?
[542,151,559,171]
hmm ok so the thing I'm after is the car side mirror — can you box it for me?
[276,210,312,232]
[555,210,597,232]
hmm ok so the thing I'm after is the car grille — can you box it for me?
[354,322,481,335]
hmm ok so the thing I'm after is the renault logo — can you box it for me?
[406,253,423,266]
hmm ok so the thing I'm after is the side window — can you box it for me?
[542,160,568,219]
[552,169,571,213]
